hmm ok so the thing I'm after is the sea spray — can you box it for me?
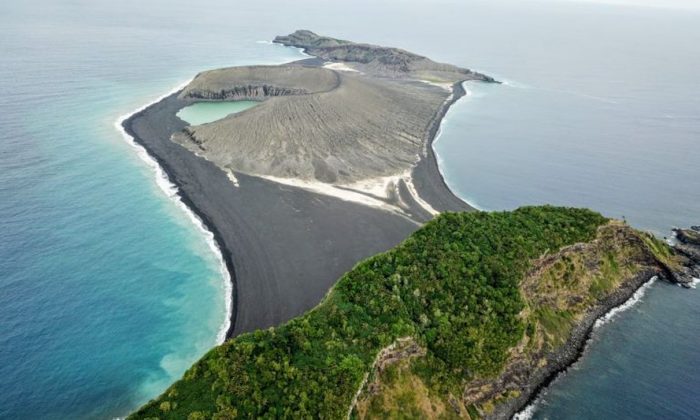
[513,276,659,420]
[114,80,232,345]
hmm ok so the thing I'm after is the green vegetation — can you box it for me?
[130,206,608,420]
[354,220,676,418]
[641,231,679,269]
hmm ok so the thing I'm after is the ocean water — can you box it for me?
[0,2,304,418]
[0,0,698,418]
[176,101,258,125]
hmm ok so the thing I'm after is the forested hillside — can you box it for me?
[131,206,670,419]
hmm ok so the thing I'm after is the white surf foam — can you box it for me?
[512,401,538,420]
[114,79,232,345]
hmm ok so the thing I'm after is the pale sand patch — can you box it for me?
[402,175,440,216]
[259,169,439,218]
[323,62,360,72]
[342,172,405,201]
[421,79,453,92]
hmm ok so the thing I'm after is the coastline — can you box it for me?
[502,271,663,419]
[121,90,421,338]
[429,81,486,211]
[410,81,477,213]
[116,86,235,342]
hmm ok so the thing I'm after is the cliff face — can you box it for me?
[183,85,308,101]
[128,207,696,420]
[178,65,339,101]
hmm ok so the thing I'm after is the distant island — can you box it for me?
[122,31,699,418]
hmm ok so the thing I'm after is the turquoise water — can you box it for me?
[1,0,698,418]
[0,2,304,418]
[177,101,258,125]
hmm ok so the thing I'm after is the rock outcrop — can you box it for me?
[273,29,497,83]
[672,228,700,282]
[675,227,700,247]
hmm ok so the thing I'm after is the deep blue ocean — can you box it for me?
[0,0,698,418]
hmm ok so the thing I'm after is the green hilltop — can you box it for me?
[130,206,678,420]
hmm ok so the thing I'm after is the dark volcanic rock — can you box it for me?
[675,228,700,246]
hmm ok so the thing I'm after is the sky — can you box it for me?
[559,0,700,10]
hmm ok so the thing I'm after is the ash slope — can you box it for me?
[129,208,698,420]
[174,30,496,186]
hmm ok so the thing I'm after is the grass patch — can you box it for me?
[536,307,574,347]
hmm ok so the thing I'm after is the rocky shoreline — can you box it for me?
[499,270,660,419]
[497,237,700,419]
